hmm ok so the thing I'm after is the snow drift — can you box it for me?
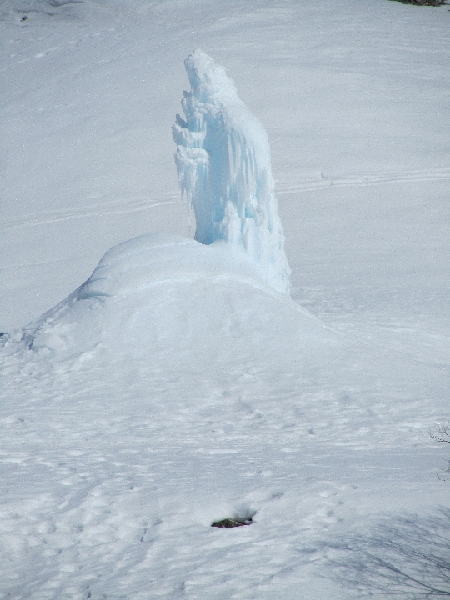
[173,49,291,295]
[15,234,337,373]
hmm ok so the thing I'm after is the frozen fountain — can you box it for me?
[173,49,291,295]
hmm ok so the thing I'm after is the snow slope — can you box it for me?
[1,1,449,598]
[1,0,449,332]
[1,229,447,599]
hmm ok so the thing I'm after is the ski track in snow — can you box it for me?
[2,193,181,231]
[276,166,450,195]
[3,167,448,232]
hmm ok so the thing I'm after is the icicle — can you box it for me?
[173,49,291,295]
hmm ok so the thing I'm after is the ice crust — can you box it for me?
[173,49,291,295]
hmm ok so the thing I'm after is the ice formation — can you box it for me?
[173,49,291,295]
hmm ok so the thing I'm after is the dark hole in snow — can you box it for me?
[211,517,253,528]
[388,0,446,5]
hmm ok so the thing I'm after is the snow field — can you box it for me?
[1,232,447,598]
[1,0,449,598]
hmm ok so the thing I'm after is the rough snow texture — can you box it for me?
[1,1,449,598]
[1,233,447,600]
[173,49,291,295]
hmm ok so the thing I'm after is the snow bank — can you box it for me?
[173,49,291,295]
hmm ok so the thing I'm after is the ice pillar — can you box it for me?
[173,49,291,295]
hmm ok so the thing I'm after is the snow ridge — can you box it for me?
[173,49,291,295]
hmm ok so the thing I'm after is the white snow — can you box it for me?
[1,1,449,598]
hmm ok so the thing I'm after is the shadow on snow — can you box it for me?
[326,508,450,599]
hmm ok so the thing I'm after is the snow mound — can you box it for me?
[78,232,272,300]
[15,234,336,371]
[173,49,291,295]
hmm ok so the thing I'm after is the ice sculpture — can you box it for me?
[173,49,291,295]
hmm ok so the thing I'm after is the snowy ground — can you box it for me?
[1,1,449,598]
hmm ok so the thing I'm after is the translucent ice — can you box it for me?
[173,49,291,295]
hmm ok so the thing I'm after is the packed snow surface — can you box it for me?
[173,49,291,294]
[2,231,447,599]
[1,0,449,599]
